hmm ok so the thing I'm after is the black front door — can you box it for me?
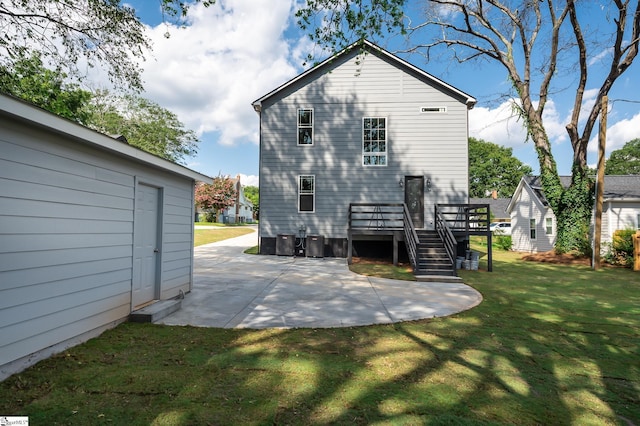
[405,176,424,228]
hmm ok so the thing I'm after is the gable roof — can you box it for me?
[252,39,476,112]
[0,93,212,183]
[469,197,511,219]
[507,174,640,213]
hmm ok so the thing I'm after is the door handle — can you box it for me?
[153,249,159,253]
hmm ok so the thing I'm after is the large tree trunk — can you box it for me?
[526,107,594,254]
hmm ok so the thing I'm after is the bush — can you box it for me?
[205,212,216,222]
[494,235,512,251]
[603,229,635,267]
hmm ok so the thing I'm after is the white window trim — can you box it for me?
[297,108,314,146]
[529,218,537,240]
[298,174,315,213]
[545,217,553,235]
[362,116,388,167]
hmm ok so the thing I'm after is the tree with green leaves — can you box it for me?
[86,91,199,163]
[605,139,640,175]
[0,0,214,91]
[297,0,640,254]
[0,52,199,163]
[244,185,259,219]
[0,53,92,123]
[469,138,532,198]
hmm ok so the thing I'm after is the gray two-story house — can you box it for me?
[253,40,487,275]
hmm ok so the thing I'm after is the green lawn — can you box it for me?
[1,245,638,425]
[193,227,254,247]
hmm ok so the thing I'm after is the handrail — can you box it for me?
[435,205,457,272]
[402,203,420,270]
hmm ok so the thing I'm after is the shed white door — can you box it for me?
[132,183,161,307]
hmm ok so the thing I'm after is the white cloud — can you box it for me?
[138,0,304,145]
[469,100,528,147]
[239,174,259,187]
[587,111,640,156]
[469,98,569,148]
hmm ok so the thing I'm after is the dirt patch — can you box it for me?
[351,257,412,267]
[521,250,591,266]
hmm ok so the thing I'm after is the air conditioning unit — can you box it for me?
[276,234,295,256]
[306,235,324,258]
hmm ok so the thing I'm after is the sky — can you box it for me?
[117,0,640,187]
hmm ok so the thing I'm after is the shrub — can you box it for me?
[205,212,216,222]
[603,229,636,267]
[494,235,512,251]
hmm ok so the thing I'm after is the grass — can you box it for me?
[193,228,254,247]
[1,244,639,425]
[349,260,415,281]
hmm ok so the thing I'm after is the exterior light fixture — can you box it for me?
[399,179,404,188]
[426,178,432,192]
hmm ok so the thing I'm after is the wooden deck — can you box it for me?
[348,203,493,274]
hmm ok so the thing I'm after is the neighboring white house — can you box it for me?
[217,175,254,224]
[0,94,211,380]
[252,39,476,261]
[506,175,640,252]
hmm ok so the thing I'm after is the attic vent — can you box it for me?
[420,106,447,113]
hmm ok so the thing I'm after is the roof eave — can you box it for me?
[0,94,212,183]
[252,39,476,109]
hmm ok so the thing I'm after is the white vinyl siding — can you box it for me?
[0,116,197,377]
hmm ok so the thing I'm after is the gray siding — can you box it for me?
[259,51,469,240]
[0,117,195,372]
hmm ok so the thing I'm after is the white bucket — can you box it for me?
[470,260,479,271]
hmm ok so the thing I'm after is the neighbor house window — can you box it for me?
[637,213,640,229]
[530,218,537,239]
[545,218,553,235]
[297,109,313,145]
[298,175,315,212]
[363,117,387,166]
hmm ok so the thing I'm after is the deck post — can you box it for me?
[347,228,353,264]
[393,232,399,266]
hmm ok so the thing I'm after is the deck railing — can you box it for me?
[435,207,457,268]
[348,203,404,232]
[402,204,419,270]
[435,204,491,234]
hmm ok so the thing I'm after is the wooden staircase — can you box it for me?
[413,230,461,282]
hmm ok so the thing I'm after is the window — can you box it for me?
[363,117,387,166]
[298,175,315,212]
[530,218,537,239]
[545,218,553,235]
[637,213,640,230]
[297,109,313,145]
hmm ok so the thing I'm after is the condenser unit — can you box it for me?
[276,234,295,256]
[306,235,324,258]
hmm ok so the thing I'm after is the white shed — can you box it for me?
[0,94,211,380]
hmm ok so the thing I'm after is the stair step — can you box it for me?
[130,299,182,323]
[415,274,463,283]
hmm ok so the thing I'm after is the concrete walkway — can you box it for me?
[158,229,483,329]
